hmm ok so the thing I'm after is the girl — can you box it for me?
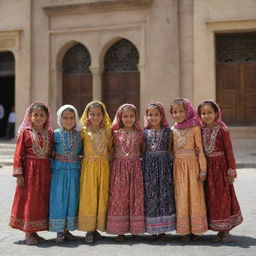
[107,104,145,242]
[78,101,112,244]
[49,105,82,243]
[170,98,208,241]
[197,100,243,242]
[142,102,176,240]
[9,102,53,245]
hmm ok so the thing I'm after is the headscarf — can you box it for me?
[144,102,169,128]
[57,104,82,131]
[197,100,227,128]
[112,103,141,131]
[170,98,198,129]
[80,100,112,134]
[18,102,51,136]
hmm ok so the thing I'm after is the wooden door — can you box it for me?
[62,43,92,115]
[102,39,140,120]
[216,33,256,126]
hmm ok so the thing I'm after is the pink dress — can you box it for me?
[107,129,145,234]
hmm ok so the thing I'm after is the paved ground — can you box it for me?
[0,166,255,256]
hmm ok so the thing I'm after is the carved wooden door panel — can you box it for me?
[216,33,256,126]
[62,43,92,115]
[102,39,140,120]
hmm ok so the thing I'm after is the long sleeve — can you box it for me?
[194,126,207,172]
[222,127,237,178]
[107,128,113,155]
[13,130,26,177]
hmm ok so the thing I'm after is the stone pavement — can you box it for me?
[0,166,256,256]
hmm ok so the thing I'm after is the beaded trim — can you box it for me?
[173,127,190,150]
[59,128,78,159]
[148,129,164,151]
[88,127,107,155]
[202,125,220,154]
[205,151,225,157]
[228,169,237,176]
[30,129,50,158]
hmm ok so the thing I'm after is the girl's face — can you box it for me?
[121,108,136,130]
[171,104,186,123]
[61,110,76,131]
[200,104,217,127]
[30,108,47,130]
[147,107,162,128]
[88,107,104,129]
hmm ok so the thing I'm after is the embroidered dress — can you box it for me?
[49,128,81,232]
[107,129,145,234]
[10,128,53,232]
[142,128,176,234]
[172,126,208,235]
[202,125,243,231]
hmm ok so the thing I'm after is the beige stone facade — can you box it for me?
[0,0,256,129]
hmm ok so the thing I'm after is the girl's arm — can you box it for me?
[222,127,237,181]
[194,126,207,181]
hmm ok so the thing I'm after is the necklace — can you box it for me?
[30,128,50,158]
[202,125,220,154]
[88,127,107,155]
[149,128,164,151]
[173,127,190,150]
[120,129,135,157]
[60,128,78,158]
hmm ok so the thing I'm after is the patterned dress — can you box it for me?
[107,129,145,235]
[78,127,112,231]
[142,128,176,234]
[9,128,53,232]
[49,128,82,232]
[202,125,243,231]
[172,125,208,235]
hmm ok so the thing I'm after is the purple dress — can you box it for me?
[142,128,176,234]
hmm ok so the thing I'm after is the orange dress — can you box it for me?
[172,125,208,235]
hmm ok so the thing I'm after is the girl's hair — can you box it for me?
[170,98,185,113]
[121,105,137,116]
[87,102,105,116]
[61,107,75,116]
[197,100,219,115]
[146,104,161,115]
[29,102,49,117]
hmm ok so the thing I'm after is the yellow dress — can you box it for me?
[172,125,208,235]
[77,101,112,232]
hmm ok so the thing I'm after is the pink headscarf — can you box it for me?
[170,98,199,129]
[197,100,227,128]
[112,104,141,131]
[144,102,169,128]
[18,102,51,136]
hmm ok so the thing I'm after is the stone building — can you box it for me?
[0,0,256,134]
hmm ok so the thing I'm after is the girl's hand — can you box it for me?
[17,175,24,187]
[198,171,207,182]
[228,176,235,184]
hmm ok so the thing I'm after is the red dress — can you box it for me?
[202,125,243,231]
[9,129,53,232]
[107,129,145,235]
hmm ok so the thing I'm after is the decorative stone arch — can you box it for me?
[101,38,140,119]
[55,41,93,115]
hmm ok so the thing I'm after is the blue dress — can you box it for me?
[49,128,81,232]
[142,128,176,234]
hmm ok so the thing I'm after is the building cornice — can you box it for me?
[43,0,153,16]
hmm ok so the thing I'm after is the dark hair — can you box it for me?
[29,103,49,117]
[197,101,219,115]
[87,102,104,116]
[146,104,161,114]
[62,107,75,116]
[170,98,185,113]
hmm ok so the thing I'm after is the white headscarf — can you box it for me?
[57,104,82,131]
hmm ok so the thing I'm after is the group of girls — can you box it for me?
[9,98,243,246]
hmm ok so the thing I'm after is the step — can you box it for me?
[229,127,256,138]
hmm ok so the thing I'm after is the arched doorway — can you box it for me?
[0,51,15,138]
[102,39,140,120]
[216,32,256,126]
[62,43,92,115]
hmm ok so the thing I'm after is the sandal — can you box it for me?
[33,232,46,243]
[56,232,64,244]
[115,235,125,242]
[93,230,102,240]
[64,231,76,241]
[25,233,38,245]
[158,233,169,242]
[214,232,223,242]
[85,231,94,244]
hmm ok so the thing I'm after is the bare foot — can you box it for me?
[222,231,232,243]
[25,233,38,245]
[214,232,223,242]
[56,232,64,243]
[85,231,94,244]
[32,232,45,243]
